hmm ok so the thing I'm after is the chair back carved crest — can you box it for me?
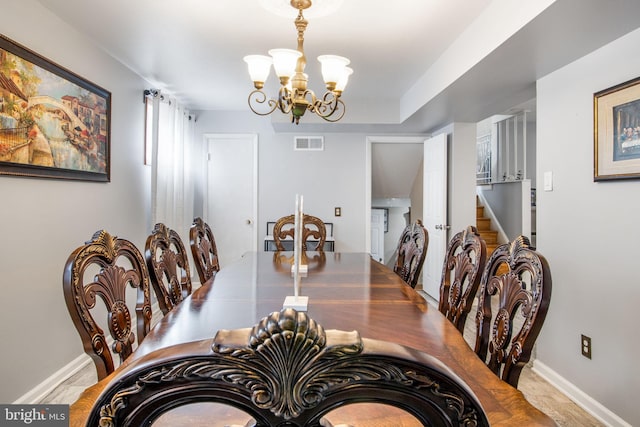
[272,213,327,251]
[439,226,487,333]
[88,308,489,427]
[473,235,552,388]
[393,219,429,288]
[189,217,220,284]
[62,230,152,380]
[145,223,192,315]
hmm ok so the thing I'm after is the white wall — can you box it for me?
[536,27,640,426]
[526,119,537,185]
[409,158,424,224]
[447,123,478,237]
[194,111,368,252]
[0,1,151,403]
[478,181,532,240]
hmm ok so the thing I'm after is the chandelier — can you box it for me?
[244,0,353,124]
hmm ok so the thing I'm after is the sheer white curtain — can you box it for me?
[150,92,197,240]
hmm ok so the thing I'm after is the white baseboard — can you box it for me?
[15,301,163,405]
[13,353,91,404]
[532,360,631,427]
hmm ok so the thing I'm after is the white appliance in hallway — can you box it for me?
[370,208,385,262]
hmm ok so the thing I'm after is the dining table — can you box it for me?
[69,251,555,426]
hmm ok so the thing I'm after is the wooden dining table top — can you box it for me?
[70,251,555,426]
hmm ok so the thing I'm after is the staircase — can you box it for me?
[476,199,499,256]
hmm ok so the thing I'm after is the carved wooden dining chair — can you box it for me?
[272,213,327,251]
[473,235,552,388]
[145,223,192,316]
[393,219,428,288]
[62,230,152,380]
[189,217,220,284]
[86,308,489,427]
[439,226,487,333]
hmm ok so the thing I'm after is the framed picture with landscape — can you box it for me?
[0,34,110,181]
[594,76,640,181]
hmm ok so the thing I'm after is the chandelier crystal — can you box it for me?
[244,0,352,124]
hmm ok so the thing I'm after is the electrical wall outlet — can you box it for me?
[581,334,592,359]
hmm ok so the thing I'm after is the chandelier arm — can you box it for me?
[310,92,345,122]
[318,99,346,122]
[319,90,339,105]
[313,91,339,113]
[247,90,279,116]
[277,86,295,114]
[299,89,317,107]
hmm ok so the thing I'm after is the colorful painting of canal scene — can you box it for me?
[0,35,110,181]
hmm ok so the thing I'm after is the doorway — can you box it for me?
[365,136,425,265]
[421,133,448,299]
[365,135,449,298]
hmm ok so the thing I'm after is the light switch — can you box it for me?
[334,207,341,217]
[544,171,553,191]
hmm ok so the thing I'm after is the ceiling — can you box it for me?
[34,0,640,133]
[34,0,491,122]
[33,0,640,199]
[372,143,424,200]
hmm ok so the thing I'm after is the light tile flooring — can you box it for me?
[39,296,605,427]
[424,292,604,427]
[517,369,604,427]
[39,366,96,406]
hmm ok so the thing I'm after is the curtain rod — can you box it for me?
[143,89,166,103]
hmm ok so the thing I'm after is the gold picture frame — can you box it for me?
[0,35,110,181]
[594,76,640,181]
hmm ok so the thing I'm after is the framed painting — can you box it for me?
[0,35,110,181]
[594,76,640,181]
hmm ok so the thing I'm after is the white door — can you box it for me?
[422,133,448,300]
[370,208,385,263]
[206,134,257,267]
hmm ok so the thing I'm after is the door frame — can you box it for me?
[422,133,448,299]
[203,133,259,256]
[365,136,429,253]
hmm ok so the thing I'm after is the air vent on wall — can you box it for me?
[294,136,324,151]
